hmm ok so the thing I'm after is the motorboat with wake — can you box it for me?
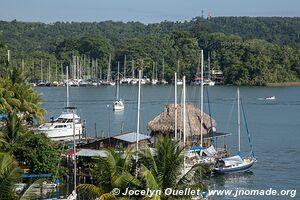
[265,96,275,100]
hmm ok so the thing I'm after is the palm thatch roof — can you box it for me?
[147,103,216,136]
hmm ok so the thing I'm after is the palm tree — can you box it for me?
[0,79,20,112]
[0,72,46,124]
[0,111,25,152]
[139,136,207,200]
[0,152,22,200]
[77,148,140,200]
[12,82,45,124]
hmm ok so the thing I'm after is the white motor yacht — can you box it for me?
[39,66,85,141]
[39,112,84,141]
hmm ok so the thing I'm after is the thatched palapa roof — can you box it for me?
[147,103,216,136]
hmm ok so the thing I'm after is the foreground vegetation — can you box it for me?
[0,17,300,85]
[0,58,62,199]
[0,46,209,199]
[77,136,209,200]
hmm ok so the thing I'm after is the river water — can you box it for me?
[36,85,300,199]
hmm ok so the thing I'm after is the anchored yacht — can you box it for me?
[38,66,85,141]
[39,112,84,141]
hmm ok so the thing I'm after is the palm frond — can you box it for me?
[77,183,102,198]
[98,193,116,200]
[0,152,22,199]
[139,164,158,190]
[19,179,46,200]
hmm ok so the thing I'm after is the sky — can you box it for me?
[0,0,299,24]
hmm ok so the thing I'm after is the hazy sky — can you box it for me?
[0,0,299,23]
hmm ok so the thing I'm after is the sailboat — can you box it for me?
[38,59,46,87]
[176,60,183,85]
[204,52,215,86]
[151,61,158,85]
[103,54,115,86]
[160,58,168,84]
[113,62,124,111]
[38,66,84,141]
[195,52,215,86]
[185,50,215,164]
[214,88,256,173]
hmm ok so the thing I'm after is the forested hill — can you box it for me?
[205,17,300,47]
[0,17,300,85]
[1,17,300,51]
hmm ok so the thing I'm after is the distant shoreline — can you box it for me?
[266,82,300,87]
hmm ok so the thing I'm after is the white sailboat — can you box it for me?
[38,59,46,86]
[176,79,183,85]
[38,66,84,141]
[160,58,168,84]
[195,51,215,86]
[176,60,183,85]
[205,52,215,86]
[186,50,215,164]
[103,53,116,86]
[151,61,158,85]
[113,62,124,111]
[214,88,256,173]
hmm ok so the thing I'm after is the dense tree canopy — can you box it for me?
[0,17,300,85]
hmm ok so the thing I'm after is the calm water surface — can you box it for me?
[36,85,300,199]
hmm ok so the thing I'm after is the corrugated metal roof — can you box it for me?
[64,149,107,157]
[113,132,151,143]
[76,149,107,157]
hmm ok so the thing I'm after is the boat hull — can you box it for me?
[214,160,255,174]
[113,100,124,111]
[38,122,83,141]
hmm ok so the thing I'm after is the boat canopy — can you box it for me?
[189,145,203,151]
[203,145,217,157]
[222,155,243,167]
[57,112,80,120]
[21,173,53,178]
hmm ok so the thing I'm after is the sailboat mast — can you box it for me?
[183,76,186,146]
[66,66,69,108]
[48,60,51,83]
[152,61,155,80]
[238,87,241,154]
[107,54,111,82]
[177,59,180,78]
[200,50,204,147]
[162,58,165,80]
[99,59,102,80]
[174,72,177,140]
[41,59,43,82]
[132,60,135,79]
[208,52,211,80]
[55,61,58,81]
[155,62,158,80]
[72,109,76,191]
[7,50,11,63]
[117,62,120,100]
[136,70,141,164]
[124,55,126,79]
[61,63,63,81]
